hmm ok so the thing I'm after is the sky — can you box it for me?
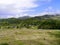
[0,0,60,18]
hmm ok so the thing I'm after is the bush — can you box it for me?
[0,43,8,45]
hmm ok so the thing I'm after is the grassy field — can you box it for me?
[0,28,60,45]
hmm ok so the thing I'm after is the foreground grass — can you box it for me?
[0,28,60,45]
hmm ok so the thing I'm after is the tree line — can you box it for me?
[0,17,60,29]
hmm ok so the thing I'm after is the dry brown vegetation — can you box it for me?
[0,29,60,45]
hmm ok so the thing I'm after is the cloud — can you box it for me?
[0,0,52,18]
[44,6,60,14]
[35,6,60,16]
[0,0,38,9]
[0,0,39,18]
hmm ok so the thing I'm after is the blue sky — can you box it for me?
[0,0,60,18]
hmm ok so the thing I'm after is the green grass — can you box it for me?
[0,29,60,45]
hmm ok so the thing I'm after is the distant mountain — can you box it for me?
[32,14,60,20]
[18,16,31,20]
[0,14,60,29]
[0,14,60,20]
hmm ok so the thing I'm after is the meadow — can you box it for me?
[0,28,60,45]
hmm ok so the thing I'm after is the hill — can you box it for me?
[0,14,60,29]
[32,14,60,20]
[18,16,31,20]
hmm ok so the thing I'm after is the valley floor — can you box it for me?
[0,29,60,45]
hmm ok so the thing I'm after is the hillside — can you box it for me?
[32,14,60,20]
[0,14,60,45]
[0,14,60,29]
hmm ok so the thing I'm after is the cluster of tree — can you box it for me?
[0,15,60,29]
[38,19,60,29]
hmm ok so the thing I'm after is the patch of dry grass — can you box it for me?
[0,29,60,45]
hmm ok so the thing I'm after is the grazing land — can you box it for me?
[0,29,60,45]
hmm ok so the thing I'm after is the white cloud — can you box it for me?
[44,6,60,14]
[0,0,39,18]
[0,0,38,9]
[35,6,60,16]
[44,6,53,12]
[0,0,14,4]
[0,0,53,18]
